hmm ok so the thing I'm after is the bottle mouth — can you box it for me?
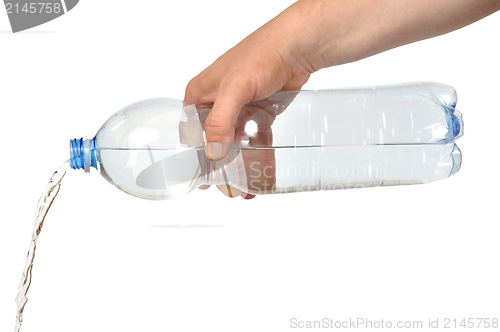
[70,138,97,172]
[70,138,84,170]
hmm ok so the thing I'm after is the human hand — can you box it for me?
[194,91,299,199]
[185,0,500,198]
[184,7,313,161]
[186,0,500,157]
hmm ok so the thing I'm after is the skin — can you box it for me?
[185,0,500,198]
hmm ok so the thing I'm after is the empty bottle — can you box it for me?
[69,81,463,200]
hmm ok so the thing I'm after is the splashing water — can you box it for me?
[14,161,71,332]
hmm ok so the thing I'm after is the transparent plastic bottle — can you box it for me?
[69,82,463,200]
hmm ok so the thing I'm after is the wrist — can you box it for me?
[276,0,390,71]
[273,0,352,72]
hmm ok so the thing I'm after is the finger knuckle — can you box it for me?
[184,78,201,103]
[205,114,233,140]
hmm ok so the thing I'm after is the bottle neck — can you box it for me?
[69,138,97,172]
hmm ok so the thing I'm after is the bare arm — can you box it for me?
[185,0,500,161]
[288,0,500,70]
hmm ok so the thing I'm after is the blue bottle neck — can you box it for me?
[69,137,97,172]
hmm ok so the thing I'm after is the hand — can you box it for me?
[186,0,500,159]
[185,0,500,199]
[184,10,312,161]
[195,91,299,199]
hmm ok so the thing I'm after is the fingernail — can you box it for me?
[217,184,241,198]
[205,142,231,160]
[241,192,256,200]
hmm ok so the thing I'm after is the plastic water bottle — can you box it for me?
[69,82,463,200]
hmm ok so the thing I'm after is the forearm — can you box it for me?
[271,0,500,71]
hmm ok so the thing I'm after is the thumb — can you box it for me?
[204,84,250,160]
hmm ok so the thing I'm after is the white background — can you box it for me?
[1,1,499,331]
